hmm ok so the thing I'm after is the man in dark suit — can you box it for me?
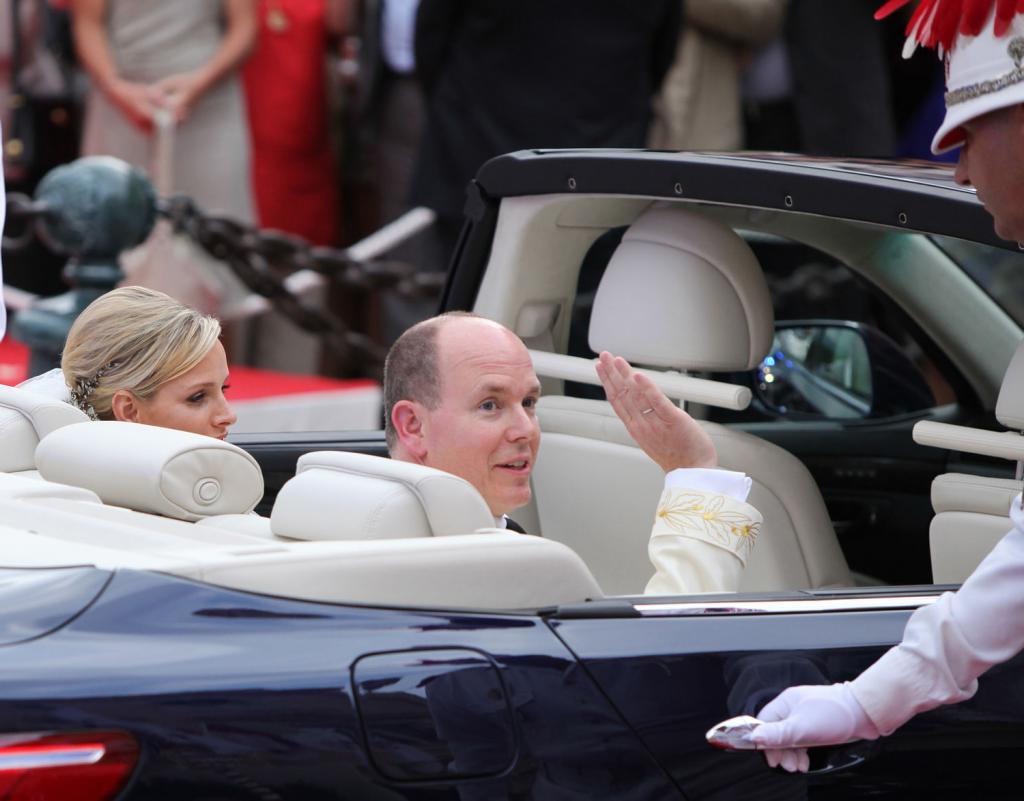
[409,0,681,265]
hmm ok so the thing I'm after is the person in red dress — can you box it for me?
[243,0,347,246]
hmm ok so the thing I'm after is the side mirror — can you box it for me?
[754,321,935,420]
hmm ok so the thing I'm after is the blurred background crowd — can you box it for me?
[0,0,951,375]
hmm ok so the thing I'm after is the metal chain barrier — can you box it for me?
[4,190,447,376]
[3,192,51,250]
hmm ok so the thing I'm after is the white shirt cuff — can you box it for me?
[664,467,751,502]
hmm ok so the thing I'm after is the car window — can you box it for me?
[931,234,1024,328]
[711,233,958,424]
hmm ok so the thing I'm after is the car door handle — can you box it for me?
[805,743,870,776]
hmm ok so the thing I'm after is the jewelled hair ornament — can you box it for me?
[68,363,115,421]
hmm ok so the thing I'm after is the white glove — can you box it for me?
[748,682,880,773]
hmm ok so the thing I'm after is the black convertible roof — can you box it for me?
[473,149,1000,248]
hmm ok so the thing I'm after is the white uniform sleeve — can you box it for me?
[851,494,1024,734]
[645,469,760,595]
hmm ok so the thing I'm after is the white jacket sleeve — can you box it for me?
[644,472,761,595]
[851,494,1024,734]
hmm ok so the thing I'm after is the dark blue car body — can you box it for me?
[7,564,1024,799]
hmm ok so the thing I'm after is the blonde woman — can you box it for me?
[55,286,236,439]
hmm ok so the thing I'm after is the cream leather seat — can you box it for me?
[530,205,852,594]
[0,383,88,475]
[270,450,496,540]
[914,339,1024,583]
[0,432,602,608]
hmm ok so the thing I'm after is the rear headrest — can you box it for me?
[0,383,88,472]
[589,205,774,371]
[997,339,1024,429]
[271,451,495,541]
[35,421,263,521]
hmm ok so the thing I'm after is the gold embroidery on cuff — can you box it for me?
[654,490,760,562]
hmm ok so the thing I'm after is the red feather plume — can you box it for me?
[875,0,1024,51]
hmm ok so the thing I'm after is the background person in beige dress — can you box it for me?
[648,0,788,151]
[70,0,256,221]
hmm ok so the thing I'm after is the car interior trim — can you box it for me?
[528,349,751,410]
[634,594,940,615]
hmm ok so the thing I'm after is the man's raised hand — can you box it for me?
[595,351,717,472]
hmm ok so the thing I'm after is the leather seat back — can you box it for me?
[271,450,496,541]
[917,339,1024,582]
[531,205,851,594]
[0,383,88,473]
[535,397,849,593]
[929,472,1018,583]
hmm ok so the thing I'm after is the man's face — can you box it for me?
[954,104,1024,242]
[418,319,541,517]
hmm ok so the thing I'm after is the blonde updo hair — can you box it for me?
[61,286,222,420]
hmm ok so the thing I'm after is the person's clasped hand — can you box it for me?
[153,71,206,123]
[109,79,166,132]
[748,682,881,773]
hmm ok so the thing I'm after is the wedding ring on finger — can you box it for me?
[640,408,655,415]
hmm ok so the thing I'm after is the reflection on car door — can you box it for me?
[548,593,1024,799]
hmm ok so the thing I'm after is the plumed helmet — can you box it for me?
[877,0,1024,153]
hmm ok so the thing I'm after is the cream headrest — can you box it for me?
[35,421,264,521]
[0,383,88,472]
[997,339,1024,430]
[271,451,495,541]
[589,205,774,371]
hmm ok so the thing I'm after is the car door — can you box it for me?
[1,567,684,800]
[547,590,1024,800]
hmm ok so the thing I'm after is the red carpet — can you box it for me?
[0,336,374,397]
[0,337,28,386]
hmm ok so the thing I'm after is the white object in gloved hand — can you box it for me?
[748,682,880,773]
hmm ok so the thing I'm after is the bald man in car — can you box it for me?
[384,311,761,595]
[742,0,1024,772]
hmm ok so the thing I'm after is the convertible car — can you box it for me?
[2,150,1024,800]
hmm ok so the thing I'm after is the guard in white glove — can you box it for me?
[737,0,1024,776]
[744,489,1024,772]
[749,683,880,773]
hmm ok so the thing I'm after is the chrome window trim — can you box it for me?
[635,594,941,616]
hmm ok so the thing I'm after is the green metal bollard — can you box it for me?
[11,156,157,376]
